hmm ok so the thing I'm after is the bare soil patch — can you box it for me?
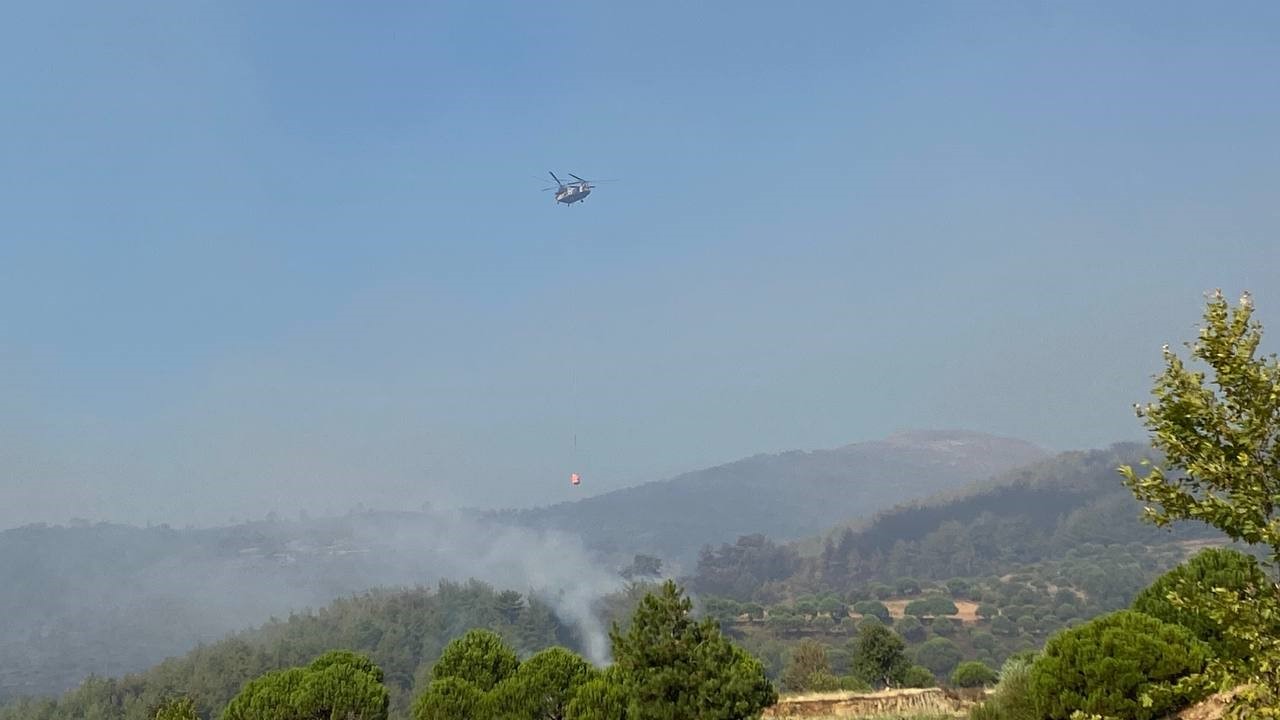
[869,599,980,624]
[764,688,985,719]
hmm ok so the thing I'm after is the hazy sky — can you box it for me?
[2,1,1277,529]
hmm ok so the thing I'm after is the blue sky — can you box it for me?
[2,1,1278,528]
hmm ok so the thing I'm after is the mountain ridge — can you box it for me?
[490,429,1048,567]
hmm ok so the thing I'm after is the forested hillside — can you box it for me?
[0,439,1237,714]
[0,429,1041,702]
[0,581,588,720]
[690,442,1218,602]
[678,443,1244,694]
[0,510,619,702]
[496,430,1046,566]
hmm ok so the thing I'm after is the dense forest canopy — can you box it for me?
[0,580,585,720]
[689,443,1219,602]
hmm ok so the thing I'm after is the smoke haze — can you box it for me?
[0,507,624,698]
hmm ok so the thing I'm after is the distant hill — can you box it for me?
[689,442,1224,602]
[492,430,1048,567]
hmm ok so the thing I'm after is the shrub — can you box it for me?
[901,665,935,688]
[969,654,1036,720]
[780,640,833,692]
[1027,610,1210,720]
[839,675,872,692]
[913,638,962,678]
[950,661,998,688]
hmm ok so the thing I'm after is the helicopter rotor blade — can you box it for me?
[549,171,562,185]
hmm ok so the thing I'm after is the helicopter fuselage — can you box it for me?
[555,184,591,204]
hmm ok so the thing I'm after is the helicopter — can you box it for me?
[542,172,606,205]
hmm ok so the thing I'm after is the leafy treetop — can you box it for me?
[609,580,777,720]
[1121,290,1280,569]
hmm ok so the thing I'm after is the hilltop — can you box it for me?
[492,430,1047,567]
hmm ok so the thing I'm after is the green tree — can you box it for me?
[945,578,971,598]
[495,591,527,624]
[430,629,520,692]
[608,580,776,720]
[894,615,924,642]
[1027,610,1210,720]
[1121,291,1280,567]
[950,661,998,688]
[913,638,962,678]
[971,631,997,653]
[411,677,485,720]
[564,668,629,720]
[489,647,598,720]
[620,555,663,581]
[904,595,958,618]
[1132,547,1274,662]
[1120,291,1280,714]
[817,596,846,619]
[794,597,818,616]
[990,615,1016,636]
[932,617,961,636]
[154,697,197,720]
[223,651,389,720]
[852,600,890,622]
[849,623,910,689]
